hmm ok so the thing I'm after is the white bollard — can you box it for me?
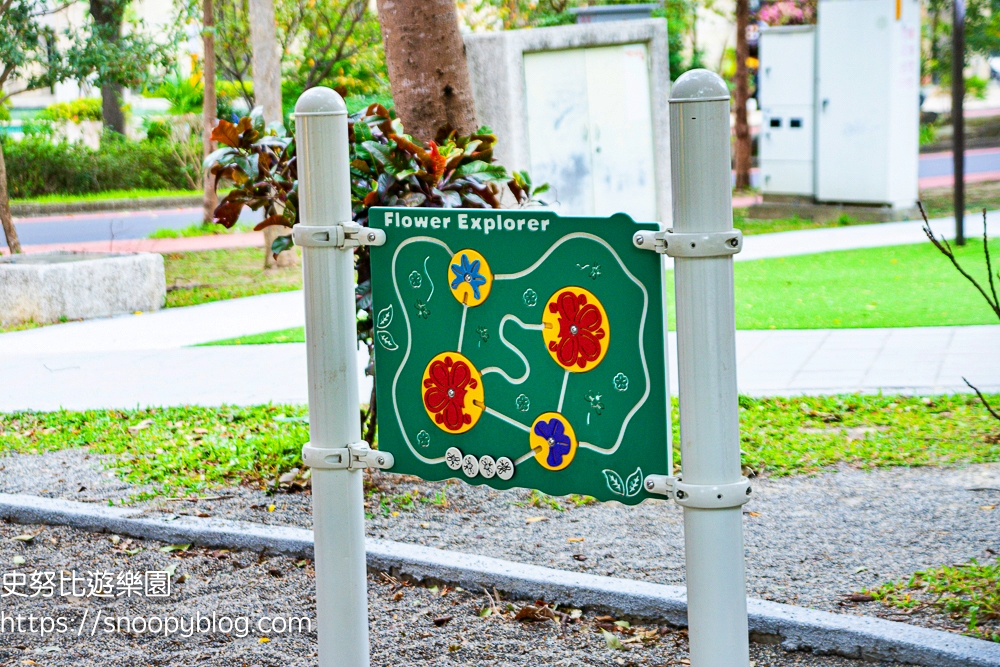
[669,70,750,666]
[295,87,370,667]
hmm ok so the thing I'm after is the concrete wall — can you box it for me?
[464,20,672,225]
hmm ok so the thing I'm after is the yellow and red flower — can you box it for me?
[421,352,484,433]
[541,287,609,372]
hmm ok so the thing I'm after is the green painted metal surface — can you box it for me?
[369,207,669,504]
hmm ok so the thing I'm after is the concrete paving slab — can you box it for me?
[0,290,305,354]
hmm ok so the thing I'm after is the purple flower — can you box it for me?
[534,418,572,467]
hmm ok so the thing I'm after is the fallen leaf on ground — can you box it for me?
[514,604,558,623]
[11,534,34,542]
[853,566,868,574]
[846,593,875,602]
[12,556,25,565]
[128,419,153,434]
[601,629,624,649]
[432,615,453,627]
[746,511,761,517]
[160,544,191,553]
[525,516,547,524]
[980,505,995,511]
[568,537,584,543]
[258,637,270,644]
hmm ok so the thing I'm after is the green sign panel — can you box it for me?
[369,207,669,504]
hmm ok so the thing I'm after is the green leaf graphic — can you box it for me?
[602,469,625,496]
[377,330,398,351]
[377,304,393,329]
[625,467,643,497]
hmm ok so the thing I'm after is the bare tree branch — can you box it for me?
[919,201,1000,319]
[964,377,1000,421]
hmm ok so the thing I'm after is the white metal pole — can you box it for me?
[669,70,750,667]
[295,87,370,667]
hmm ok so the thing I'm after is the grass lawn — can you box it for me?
[920,180,1000,220]
[11,188,202,205]
[736,210,881,235]
[199,327,305,346]
[150,221,253,239]
[666,238,1000,329]
[163,247,302,308]
[1,394,996,500]
[866,558,1000,641]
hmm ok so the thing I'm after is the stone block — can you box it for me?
[0,251,165,326]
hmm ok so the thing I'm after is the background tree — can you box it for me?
[248,0,295,268]
[202,0,217,224]
[214,0,385,111]
[73,0,175,134]
[733,0,751,189]
[375,0,478,142]
[0,0,66,253]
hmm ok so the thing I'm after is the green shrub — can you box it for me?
[37,98,103,122]
[2,135,201,198]
[966,75,989,100]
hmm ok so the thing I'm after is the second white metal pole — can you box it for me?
[669,70,750,667]
[295,87,371,667]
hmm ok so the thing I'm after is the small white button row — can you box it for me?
[445,447,514,481]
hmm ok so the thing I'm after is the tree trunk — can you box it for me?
[247,0,294,267]
[733,0,751,190]
[376,0,478,143]
[248,0,284,122]
[90,0,127,135]
[0,142,21,254]
[202,0,218,226]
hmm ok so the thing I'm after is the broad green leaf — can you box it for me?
[456,160,509,182]
[602,469,625,496]
[271,234,294,256]
[202,146,236,169]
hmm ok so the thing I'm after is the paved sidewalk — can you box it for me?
[0,290,303,354]
[2,324,995,411]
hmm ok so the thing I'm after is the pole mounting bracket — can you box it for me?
[632,229,742,257]
[644,474,752,508]
[292,224,386,249]
[301,442,394,471]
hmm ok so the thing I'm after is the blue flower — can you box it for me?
[451,254,487,300]
[534,418,572,468]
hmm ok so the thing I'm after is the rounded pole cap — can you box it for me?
[670,69,731,103]
[295,86,347,116]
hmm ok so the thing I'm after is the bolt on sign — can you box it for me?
[369,207,669,503]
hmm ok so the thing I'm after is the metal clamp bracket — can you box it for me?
[292,224,386,249]
[644,474,752,508]
[633,229,742,257]
[301,442,394,471]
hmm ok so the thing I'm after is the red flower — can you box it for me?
[423,356,477,431]
[548,291,606,369]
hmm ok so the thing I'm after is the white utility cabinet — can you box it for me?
[815,0,920,207]
[758,26,816,196]
[464,21,671,223]
[755,0,920,211]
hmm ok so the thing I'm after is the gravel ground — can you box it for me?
[2,450,999,637]
[0,522,877,666]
